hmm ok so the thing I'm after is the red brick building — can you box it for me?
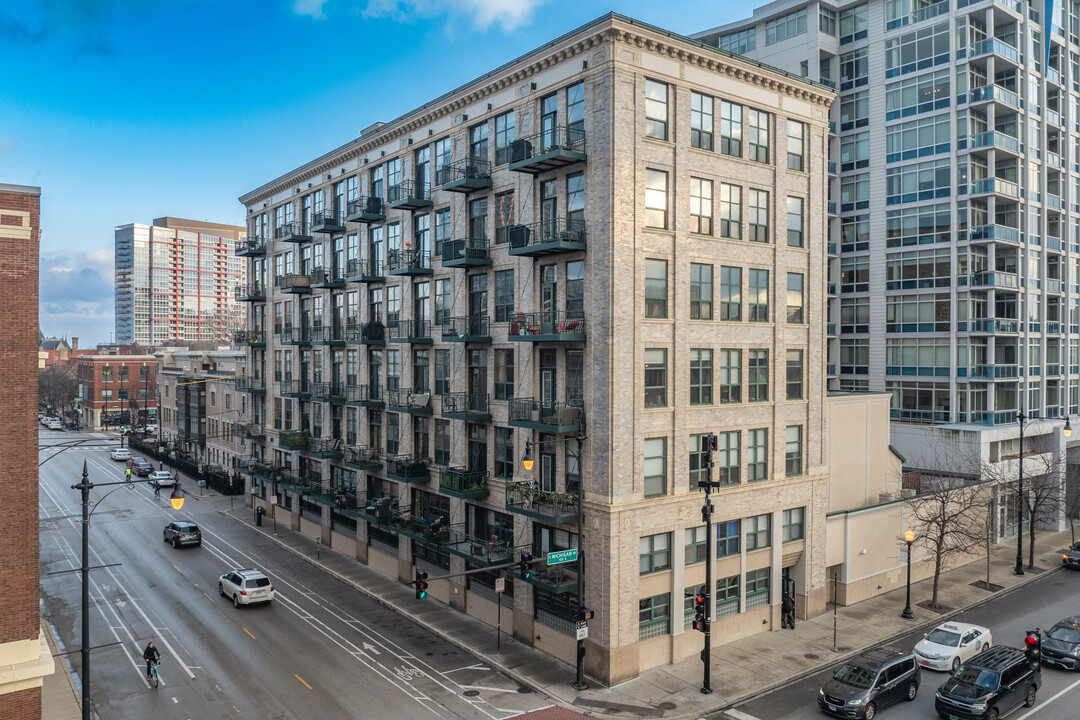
[0,183,52,718]
[76,352,158,430]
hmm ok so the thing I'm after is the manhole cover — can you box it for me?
[463,690,480,697]
[805,653,820,660]
[658,701,677,710]
[517,685,533,694]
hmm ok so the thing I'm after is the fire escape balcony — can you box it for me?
[344,257,384,283]
[306,437,343,459]
[235,237,266,257]
[235,377,266,394]
[441,237,492,268]
[437,158,492,193]
[386,455,431,484]
[504,480,579,524]
[344,445,382,471]
[386,249,432,276]
[508,125,586,174]
[438,468,489,500]
[506,218,587,257]
[440,315,491,343]
[234,422,266,440]
[310,267,345,289]
[275,221,312,244]
[345,321,385,345]
[309,325,345,345]
[508,399,584,434]
[234,330,265,347]
[387,319,432,344]
[345,196,385,224]
[311,210,345,234]
[440,393,491,422]
[235,283,266,302]
[387,389,432,415]
[277,429,309,450]
[280,379,312,398]
[281,326,311,345]
[276,274,312,294]
[507,311,586,342]
[387,180,433,211]
[346,383,384,408]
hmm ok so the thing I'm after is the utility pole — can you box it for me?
[696,433,719,695]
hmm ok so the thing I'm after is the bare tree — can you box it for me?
[907,474,987,608]
[38,365,77,418]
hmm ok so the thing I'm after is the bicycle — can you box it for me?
[148,662,160,688]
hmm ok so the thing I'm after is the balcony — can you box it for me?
[969,38,1020,65]
[386,455,430,483]
[235,238,266,257]
[507,311,585,342]
[387,389,432,415]
[345,195,385,223]
[387,319,432,344]
[275,221,312,244]
[309,325,344,345]
[345,321,385,345]
[969,271,1019,289]
[310,381,346,403]
[438,158,492,193]
[234,330,265,347]
[344,445,381,471]
[970,364,1019,379]
[234,422,266,440]
[970,178,1020,200]
[441,237,492,268]
[280,379,312,398]
[346,383,384,408]
[310,267,345,289]
[387,180,433,211]
[508,399,584,434]
[506,218,586,257]
[311,210,345,234]
[505,480,578,524]
[281,326,311,345]
[442,528,517,566]
[235,377,266,393]
[968,84,1021,110]
[386,249,432,276]
[438,468,489,500]
[511,563,578,595]
[344,257,384,283]
[969,318,1020,333]
[508,125,586,174]
[968,224,1020,244]
[235,283,266,302]
[441,315,491,343]
[969,132,1020,156]
[276,274,312,294]
[278,429,309,450]
[440,393,491,421]
[306,437,343,459]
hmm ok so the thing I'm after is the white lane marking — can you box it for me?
[726,710,765,720]
[363,642,381,655]
[1014,672,1080,719]
[444,664,490,673]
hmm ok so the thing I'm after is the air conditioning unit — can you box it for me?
[506,225,530,247]
[509,139,533,164]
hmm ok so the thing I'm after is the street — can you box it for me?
[724,567,1080,720]
[38,431,550,719]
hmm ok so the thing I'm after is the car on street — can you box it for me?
[219,568,275,608]
[110,448,132,461]
[818,646,920,719]
[915,621,992,672]
[142,424,157,436]
[163,521,201,548]
[47,420,64,430]
[133,460,154,476]
[934,645,1040,720]
[148,470,174,487]
[1062,540,1080,569]
[1040,617,1080,671]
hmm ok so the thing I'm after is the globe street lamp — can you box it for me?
[901,529,915,620]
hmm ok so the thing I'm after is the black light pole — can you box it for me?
[1015,410,1026,576]
[901,529,915,619]
[697,433,719,695]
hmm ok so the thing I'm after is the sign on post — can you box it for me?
[495,577,505,593]
[547,548,579,566]
[576,620,589,641]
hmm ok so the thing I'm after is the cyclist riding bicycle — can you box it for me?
[143,641,161,681]
[153,479,161,500]
[125,466,132,480]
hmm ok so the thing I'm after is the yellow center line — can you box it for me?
[295,674,312,690]
[243,628,256,640]
[202,592,215,603]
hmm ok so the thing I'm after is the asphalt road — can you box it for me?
[38,430,549,720]
[724,564,1080,720]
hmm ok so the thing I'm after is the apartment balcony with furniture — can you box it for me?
[438,468,489,500]
[441,315,491,343]
[504,480,578,524]
[280,379,311,398]
[235,283,266,302]
[387,319,432,344]
[307,437,343,459]
[387,180,433,211]
[311,267,345,289]
[506,218,587,257]
[507,311,585,342]
[345,195,385,223]
[344,445,381,471]
[386,455,430,483]
[278,429,310,450]
[235,377,266,393]
[508,125,586,174]
[276,274,312,294]
[387,389,433,415]
[234,422,266,440]
[275,221,312,244]
[234,330,266,347]
[344,257,384,283]
[508,399,584,434]
[442,527,518,566]
[510,562,578,595]
[345,321,385,345]
[441,237,492,268]
[386,248,432,276]
[281,326,311,345]
[311,210,345,234]
[440,393,491,422]
[346,383,384,408]
[235,237,266,257]
[438,158,492,193]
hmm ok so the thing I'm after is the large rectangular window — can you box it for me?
[718,349,741,404]
[494,110,515,165]
[748,189,769,243]
[719,28,756,54]
[639,532,671,573]
[766,8,807,44]
[787,273,804,324]
[690,178,713,235]
[720,100,742,156]
[746,568,771,609]
[639,593,671,640]
[645,259,668,318]
[645,169,668,228]
[748,269,769,322]
[782,507,805,542]
[720,266,741,321]
[691,92,714,150]
[785,425,803,476]
[716,520,740,558]
[716,574,740,617]
[748,350,769,402]
[748,108,770,163]
[685,526,707,565]
[645,79,669,140]
[786,349,804,400]
[494,349,514,400]
[690,262,713,319]
[494,269,514,322]
[716,430,740,485]
[645,349,667,408]
[839,4,868,44]
[787,196,804,247]
[747,428,768,482]
[786,120,805,171]
[644,437,667,497]
[746,513,771,550]
[689,434,708,489]
[690,349,713,405]
[495,427,514,479]
[719,183,741,239]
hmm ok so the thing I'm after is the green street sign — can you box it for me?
[547,548,578,566]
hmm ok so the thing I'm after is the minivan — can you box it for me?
[819,647,920,719]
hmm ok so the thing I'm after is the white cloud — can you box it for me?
[358,0,543,31]
[293,0,329,18]
[38,247,116,345]
[459,0,542,31]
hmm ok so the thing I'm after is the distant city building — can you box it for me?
[115,217,247,345]
[76,353,158,430]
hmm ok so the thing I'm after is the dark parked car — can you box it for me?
[1040,617,1080,671]
[163,521,201,548]
[819,647,920,719]
[935,646,1041,720]
[1062,540,1080,569]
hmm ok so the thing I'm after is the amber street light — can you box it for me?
[170,480,186,511]
[522,441,535,471]
[901,529,916,620]
[1064,417,1072,437]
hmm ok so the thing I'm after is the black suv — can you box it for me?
[818,647,920,719]
[935,646,1040,720]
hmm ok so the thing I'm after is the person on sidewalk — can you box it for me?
[782,590,796,629]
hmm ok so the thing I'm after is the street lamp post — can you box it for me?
[522,428,588,691]
[71,459,184,720]
[1015,410,1026,576]
[901,529,915,619]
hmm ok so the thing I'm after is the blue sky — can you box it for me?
[2,0,743,346]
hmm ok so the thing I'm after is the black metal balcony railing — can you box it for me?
[508,125,586,174]
[235,283,266,302]
[346,383,384,406]
[440,393,491,421]
[280,379,311,397]
[344,321,385,345]
[235,377,266,393]
[439,468,489,499]
[345,195,385,223]
[441,527,517,565]
[278,429,310,449]
[234,422,266,440]
[387,180,433,210]
[387,388,432,414]
[309,325,344,344]
[310,267,345,289]
[508,398,584,434]
[235,238,266,256]
[386,248,432,275]
[307,437,343,459]
[386,455,430,483]
[276,274,312,293]
[507,311,586,342]
[441,237,492,268]
[438,158,493,193]
[506,217,587,257]
[311,209,345,234]
[275,221,312,243]
[344,445,381,471]
[441,315,491,342]
[344,257,384,283]
[281,326,311,345]
[387,319,432,343]
[504,480,579,524]
[234,330,266,346]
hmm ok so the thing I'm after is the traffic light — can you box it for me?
[577,607,595,622]
[519,552,534,579]
[1024,630,1041,667]
[415,570,428,600]
[693,590,708,633]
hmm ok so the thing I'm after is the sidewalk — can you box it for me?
[218,495,1078,719]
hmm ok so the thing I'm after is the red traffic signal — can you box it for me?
[693,592,708,633]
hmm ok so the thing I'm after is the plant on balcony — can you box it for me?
[278,428,309,449]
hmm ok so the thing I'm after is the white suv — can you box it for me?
[219,569,275,608]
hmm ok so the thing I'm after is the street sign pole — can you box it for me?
[495,577,505,653]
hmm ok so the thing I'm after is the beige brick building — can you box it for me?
[236,13,833,684]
